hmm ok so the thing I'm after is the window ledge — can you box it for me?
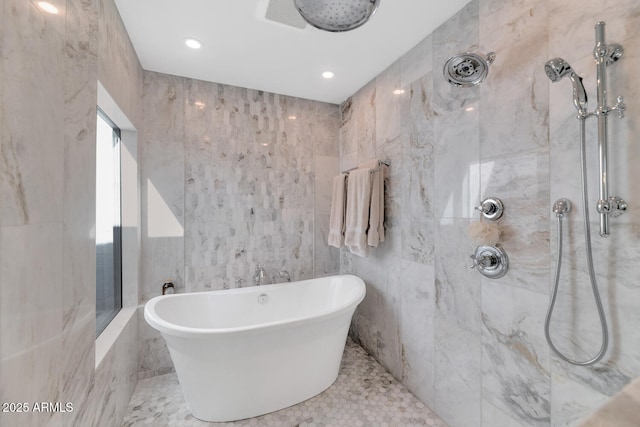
[95,307,136,369]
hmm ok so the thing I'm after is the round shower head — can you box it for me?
[294,0,380,32]
[544,57,588,113]
[443,52,496,87]
[544,58,572,82]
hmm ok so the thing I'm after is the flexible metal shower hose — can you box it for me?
[544,118,609,366]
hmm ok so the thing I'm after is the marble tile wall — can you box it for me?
[341,0,640,426]
[138,72,340,378]
[0,0,141,425]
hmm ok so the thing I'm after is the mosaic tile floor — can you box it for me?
[122,339,448,427]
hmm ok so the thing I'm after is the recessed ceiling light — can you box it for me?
[37,1,59,14]
[322,71,334,79]
[184,38,203,49]
[288,115,297,120]
[393,89,405,95]
[194,101,206,109]
[465,107,475,112]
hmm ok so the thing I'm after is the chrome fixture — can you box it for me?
[469,245,508,279]
[544,58,588,114]
[443,51,496,87]
[161,281,174,295]
[254,265,268,286]
[474,197,504,221]
[542,21,623,366]
[294,0,379,32]
[594,22,626,236]
[545,21,626,237]
[271,270,291,284]
[545,197,608,366]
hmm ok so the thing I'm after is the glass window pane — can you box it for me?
[96,109,122,336]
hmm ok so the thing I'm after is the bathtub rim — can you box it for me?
[144,274,365,338]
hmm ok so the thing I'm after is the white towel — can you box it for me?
[328,174,347,248]
[344,168,373,257]
[358,160,385,247]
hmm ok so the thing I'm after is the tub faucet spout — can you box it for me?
[279,270,291,282]
[254,265,268,286]
[162,281,174,295]
[271,270,291,284]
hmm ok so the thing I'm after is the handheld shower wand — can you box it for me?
[544,58,588,115]
[543,22,626,366]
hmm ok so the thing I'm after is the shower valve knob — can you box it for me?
[613,96,625,118]
[608,196,627,217]
[469,245,509,279]
[474,197,504,221]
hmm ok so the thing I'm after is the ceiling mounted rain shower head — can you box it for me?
[293,0,380,32]
[443,52,496,87]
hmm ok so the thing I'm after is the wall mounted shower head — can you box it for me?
[443,52,496,87]
[544,58,588,114]
[544,57,572,82]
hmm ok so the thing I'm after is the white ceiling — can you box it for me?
[114,0,471,105]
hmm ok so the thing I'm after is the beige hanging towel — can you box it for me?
[328,173,348,248]
[358,159,386,247]
[344,168,373,257]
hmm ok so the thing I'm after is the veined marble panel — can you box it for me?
[399,260,436,358]
[434,218,481,333]
[339,99,357,162]
[405,73,435,221]
[399,259,435,406]
[479,0,549,158]
[61,0,99,421]
[0,224,64,427]
[354,80,378,162]
[433,103,480,219]
[140,72,185,302]
[481,281,551,426]
[1,0,65,227]
[401,34,434,88]
[402,345,435,410]
[550,372,609,427]
[479,149,550,293]
[434,318,481,427]
[401,73,436,264]
[349,240,403,378]
[97,0,143,125]
[375,60,403,144]
[483,399,528,427]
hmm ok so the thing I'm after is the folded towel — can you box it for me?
[328,174,348,248]
[344,168,373,257]
[358,159,385,247]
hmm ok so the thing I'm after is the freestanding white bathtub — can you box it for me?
[144,274,366,422]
